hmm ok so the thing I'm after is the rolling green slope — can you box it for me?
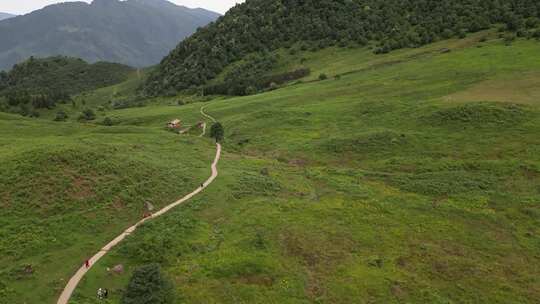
[67,35,540,303]
[143,0,540,95]
[0,113,215,303]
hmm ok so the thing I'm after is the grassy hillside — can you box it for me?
[0,112,215,303]
[144,0,540,95]
[61,34,540,303]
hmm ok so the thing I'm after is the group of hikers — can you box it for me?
[97,288,109,299]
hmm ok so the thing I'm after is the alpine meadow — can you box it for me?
[0,0,539,304]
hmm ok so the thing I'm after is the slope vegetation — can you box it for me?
[0,112,215,304]
[144,0,540,95]
[70,34,540,303]
[0,56,133,95]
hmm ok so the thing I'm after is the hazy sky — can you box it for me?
[0,0,244,15]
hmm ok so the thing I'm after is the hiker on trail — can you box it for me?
[85,259,90,268]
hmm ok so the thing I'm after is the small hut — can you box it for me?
[167,119,181,129]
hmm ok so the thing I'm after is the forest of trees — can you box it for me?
[143,0,540,96]
[0,56,133,115]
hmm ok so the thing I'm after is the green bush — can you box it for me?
[121,264,175,304]
[79,109,96,121]
[54,110,68,121]
[102,117,113,126]
[210,122,224,142]
[319,73,328,81]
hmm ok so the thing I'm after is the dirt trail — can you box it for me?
[199,122,207,137]
[201,106,216,123]
[57,107,221,304]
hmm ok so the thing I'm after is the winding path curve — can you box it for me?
[201,106,216,123]
[57,107,221,304]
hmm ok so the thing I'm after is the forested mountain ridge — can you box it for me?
[0,56,133,113]
[143,0,540,96]
[0,0,220,71]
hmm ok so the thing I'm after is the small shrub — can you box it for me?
[245,86,258,95]
[121,264,175,304]
[102,117,113,126]
[29,110,40,118]
[504,33,517,45]
[78,109,96,121]
[319,73,328,81]
[54,110,68,121]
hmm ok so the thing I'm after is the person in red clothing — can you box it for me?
[85,259,90,268]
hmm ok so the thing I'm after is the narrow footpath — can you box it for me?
[57,107,221,304]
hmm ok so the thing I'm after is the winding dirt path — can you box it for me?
[201,106,216,123]
[57,107,221,304]
[199,122,207,137]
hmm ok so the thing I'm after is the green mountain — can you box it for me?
[0,56,133,95]
[1,1,539,303]
[0,0,220,71]
[144,0,540,96]
[0,12,15,21]
[0,56,133,114]
[2,33,539,303]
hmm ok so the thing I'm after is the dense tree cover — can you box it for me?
[0,56,133,96]
[0,56,133,114]
[144,0,540,96]
[202,52,309,95]
[121,264,175,304]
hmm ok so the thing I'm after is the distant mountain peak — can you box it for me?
[0,0,219,70]
[91,0,118,5]
[0,12,16,21]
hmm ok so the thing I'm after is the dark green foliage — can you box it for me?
[121,264,175,304]
[54,110,68,122]
[29,110,40,118]
[144,0,540,95]
[203,68,310,96]
[0,56,132,96]
[102,117,114,126]
[3,89,70,110]
[319,73,328,81]
[0,56,131,114]
[210,122,224,142]
[79,109,96,121]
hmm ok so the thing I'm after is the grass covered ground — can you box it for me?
[67,34,540,303]
[1,33,539,303]
[0,113,215,304]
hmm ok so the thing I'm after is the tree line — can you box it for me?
[143,0,540,96]
[0,56,133,116]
